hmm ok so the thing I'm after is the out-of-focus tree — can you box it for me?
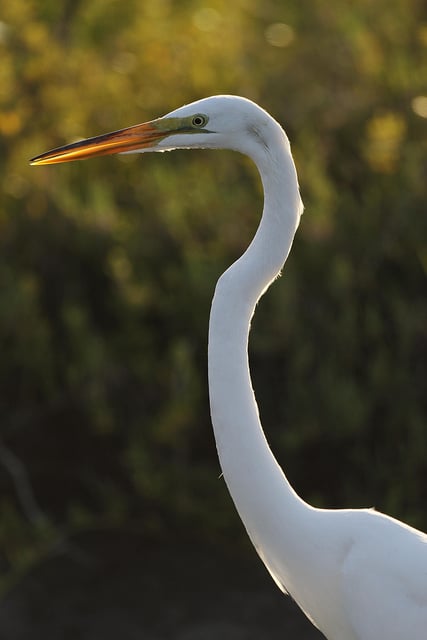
[0,0,426,588]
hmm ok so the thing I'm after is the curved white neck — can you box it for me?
[208,127,310,582]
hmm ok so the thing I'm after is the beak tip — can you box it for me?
[30,154,46,166]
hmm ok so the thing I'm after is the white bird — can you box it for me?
[31,95,427,639]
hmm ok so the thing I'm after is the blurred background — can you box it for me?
[0,0,426,636]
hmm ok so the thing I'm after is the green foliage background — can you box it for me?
[1,0,426,585]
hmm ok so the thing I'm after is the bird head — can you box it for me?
[30,96,282,166]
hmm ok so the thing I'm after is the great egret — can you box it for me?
[31,95,427,639]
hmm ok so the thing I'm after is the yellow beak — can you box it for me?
[30,120,166,166]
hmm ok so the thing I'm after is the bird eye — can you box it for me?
[192,114,207,127]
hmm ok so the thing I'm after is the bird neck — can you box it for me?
[208,132,307,549]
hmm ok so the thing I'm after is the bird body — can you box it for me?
[31,95,427,639]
